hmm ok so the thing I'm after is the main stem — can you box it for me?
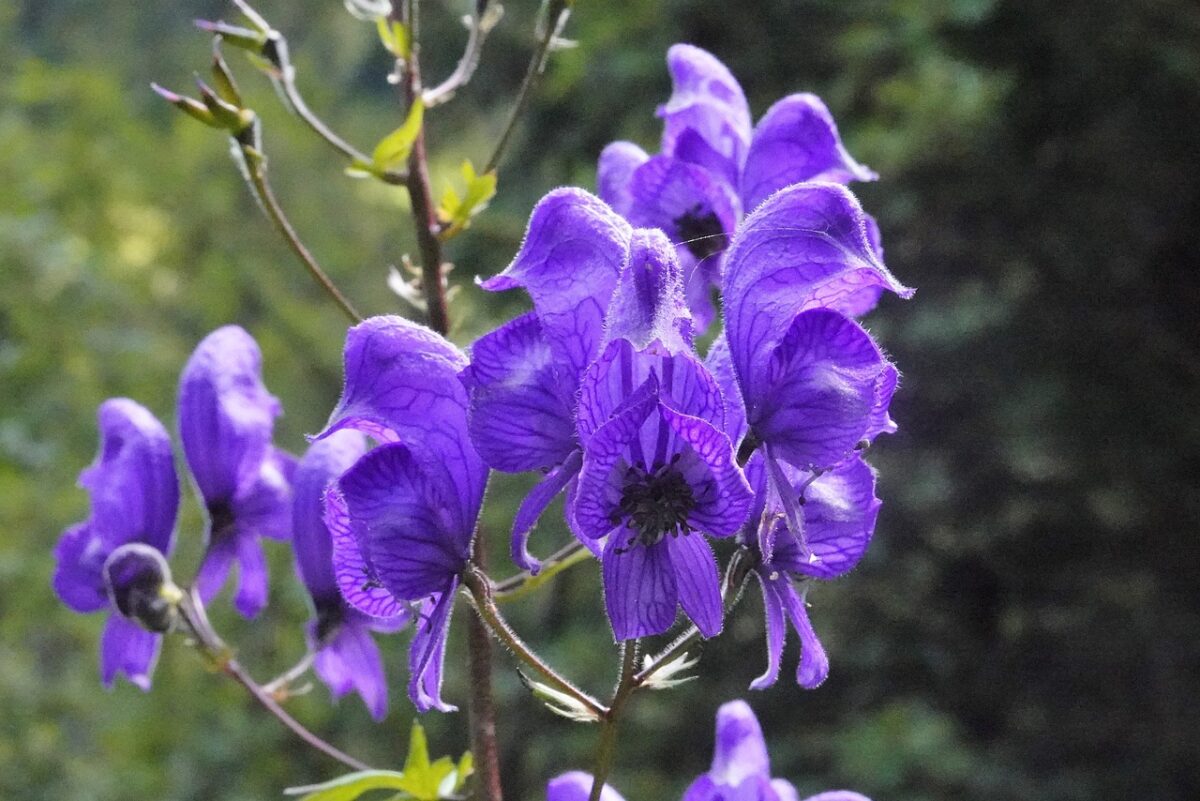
[588,642,640,801]
[397,4,499,799]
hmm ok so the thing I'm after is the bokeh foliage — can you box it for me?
[2,1,1199,799]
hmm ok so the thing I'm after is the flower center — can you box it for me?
[612,456,695,551]
[674,205,728,261]
[207,501,237,540]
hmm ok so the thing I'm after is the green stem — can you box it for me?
[492,541,592,603]
[588,641,640,801]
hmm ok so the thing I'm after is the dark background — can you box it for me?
[2,1,1198,799]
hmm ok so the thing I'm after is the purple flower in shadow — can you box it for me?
[598,44,881,329]
[318,316,488,712]
[52,398,180,690]
[293,429,408,720]
[546,771,625,801]
[179,325,295,619]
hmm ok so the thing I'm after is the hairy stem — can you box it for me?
[241,144,363,323]
[177,588,371,772]
[484,0,570,173]
[463,566,607,720]
[588,641,640,801]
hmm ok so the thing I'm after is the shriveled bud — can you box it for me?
[151,83,221,128]
[194,19,267,52]
[103,543,182,633]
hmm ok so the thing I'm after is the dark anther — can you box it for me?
[674,204,728,262]
[103,544,178,633]
[207,501,237,539]
[614,460,696,551]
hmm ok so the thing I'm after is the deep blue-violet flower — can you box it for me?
[179,325,295,619]
[461,188,632,573]
[52,398,180,690]
[683,700,871,801]
[293,429,407,720]
[598,44,880,328]
[318,315,488,712]
[573,228,753,641]
[546,772,625,801]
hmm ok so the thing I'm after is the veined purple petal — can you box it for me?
[668,534,723,637]
[510,449,584,573]
[339,442,469,600]
[294,430,369,602]
[750,567,785,690]
[604,228,694,353]
[723,183,913,404]
[627,156,739,268]
[409,583,457,713]
[324,486,409,619]
[772,456,880,580]
[704,334,748,447]
[100,613,160,691]
[598,141,650,217]
[741,94,877,213]
[785,580,829,688]
[546,771,626,801]
[660,403,753,537]
[602,532,678,640]
[479,188,631,379]
[710,700,771,785]
[865,363,899,440]
[322,316,487,534]
[460,312,577,473]
[753,309,892,471]
[312,617,389,721]
[659,44,751,165]
[178,325,281,507]
[674,128,741,192]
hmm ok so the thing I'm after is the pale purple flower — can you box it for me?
[461,188,632,572]
[683,700,871,801]
[546,771,625,801]
[293,429,407,720]
[573,229,752,640]
[52,398,180,690]
[598,44,880,328]
[318,316,488,712]
[178,325,294,619]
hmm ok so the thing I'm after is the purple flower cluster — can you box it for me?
[547,700,870,801]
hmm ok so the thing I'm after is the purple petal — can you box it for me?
[750,569,786,690]
[627,156,739,267]
[773,457,880,580]
[547,771,626,801]
[510,449,584,573]
[324,486,409,619]
[597,141,650,217]
[232,535,268,618]
[658,44,751,165]
[668,534,723,637]
[293,430,369,602]
[479,188,631,379]
[178,325,281,506]
[322,316,487,533]
[460,312,577,473]
[658,404,753,537]
[603,228,694,353]
[602,532,678,640]
[785,581,829,688]
[100,613,160,691]
[799,794,871,801]
[313,618,389,721]
[674,128,741,190]
[865,363,899,440]
[53,523,111,614]
[231,447,295,542]
[409,583,457,712]
[710,700,771,785]
[772,781,802,801]
[704,334,748,446]
[195,535,236,607]
[741,94,877,213]
[753,309,892,470]
[339,442,469,600]
[723,183,913,403]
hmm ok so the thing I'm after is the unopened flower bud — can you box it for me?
[103,543,181,634]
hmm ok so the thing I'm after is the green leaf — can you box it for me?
[436,160,497,240]
[396,720,457,801]
[376,18,411,58]
[283,770,410,801]
[372,100,424,173]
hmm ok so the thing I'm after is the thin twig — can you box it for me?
[492,540,592,602]
[240,143,363,323]
[483,0,570,173]
[261,649,315,696]
[422,7,496,107]
[178,588,372,772]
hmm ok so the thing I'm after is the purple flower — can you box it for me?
[178,325,295,619]
[52,398,180,690]
[683,700,871,801]
[546,772,625,801]
[573,229,753,640]
[293,429,407,720]
[598,44,880,328]
[462,188,632,572]
[318,316,488,712]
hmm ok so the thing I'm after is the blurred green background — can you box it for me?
[3,1,1199,799]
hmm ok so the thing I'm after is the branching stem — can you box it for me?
[588,640,640,801]
[492,541,592,602]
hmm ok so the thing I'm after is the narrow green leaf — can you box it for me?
[372,100,424,173]
[375,17,411,58]
[436,160,497,240]
[283,770,409,801]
